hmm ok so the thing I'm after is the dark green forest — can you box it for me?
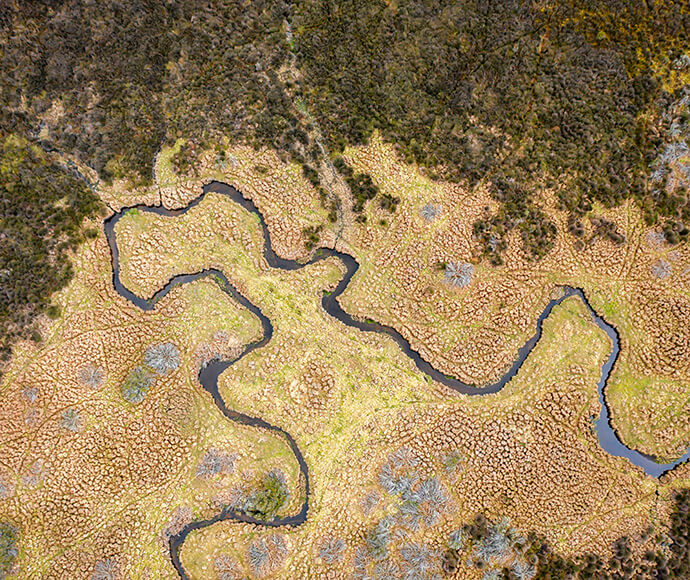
[0,0,688,354]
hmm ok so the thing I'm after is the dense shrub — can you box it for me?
[0,0,318,186]
[244,469,289,520]
[293,0,689,258]
[0,0,687,363]
[121,366,155,404]
[0,522,18,577]
[0,135,102,362]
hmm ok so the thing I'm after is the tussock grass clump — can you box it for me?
[22,387,38,402]
[196,448,236,479]
[144,342,180,375]
[420,203,441,222]
[213,555,239,580]
[319,536,346,564]
[79,365,106,389]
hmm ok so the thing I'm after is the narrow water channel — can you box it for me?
[103,180,689,578]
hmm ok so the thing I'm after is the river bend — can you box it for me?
[103,180,690,578]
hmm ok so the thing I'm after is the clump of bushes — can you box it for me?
[302,163,320,188]
[442,494,690,579]
[400,542,442,577]
[378,192,399,212]
[647,488,690,579]
[0,522,18,577]
[302,225,323,251]
[121,342,181,404]
[365,516,395,559]
[443,450,464,475]
[347,172,379,213]
[353,447,453,577]
[378,446,420,495]
[647,90,690,243]
[589,216,626,245]
[443,515,535,579]
[333,156,393,214]
[400,477,450,530]
[121,366,155,404]
[378,449,453,529]
[170,142,198,176]
[248,539,270,576]
[651,259,672,279]
[473,179,557,264]
[22,387,38,403]
[244,469,289,520]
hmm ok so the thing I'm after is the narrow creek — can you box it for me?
[103,180,689,578]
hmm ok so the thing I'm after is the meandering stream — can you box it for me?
[103,180,689,578]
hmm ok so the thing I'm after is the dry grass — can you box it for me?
[0,229,298,578]
[109,187,676,576]
[334,133,690,462]
[1,131,688,577]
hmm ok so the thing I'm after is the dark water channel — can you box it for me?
[102,181,689,578]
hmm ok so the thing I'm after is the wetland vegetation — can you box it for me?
[1,1,689,578]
